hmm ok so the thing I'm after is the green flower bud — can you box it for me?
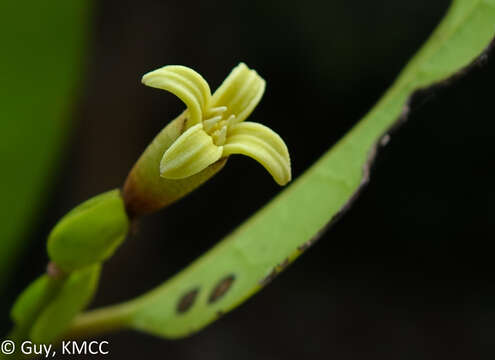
[10,275,63,330]
[47,189,129,272]
[30,264,101,343]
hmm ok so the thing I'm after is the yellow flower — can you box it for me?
[141,63,291,186]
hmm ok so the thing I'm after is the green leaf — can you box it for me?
[68,0,495,339]
[0,0,92,287]
[47,189,130,272]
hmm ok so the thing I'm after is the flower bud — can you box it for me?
[30,264,101,343]
[47,189,129,272]
[10,275,63,330]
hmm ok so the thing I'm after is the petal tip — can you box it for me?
[141,68,166,88]
[275,168,292,186]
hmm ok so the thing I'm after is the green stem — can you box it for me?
[63,302,135,340]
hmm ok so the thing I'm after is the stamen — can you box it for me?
[207,106,228,117]
[203,115,223,132]
[212,125,227,145]
[226,114,237,127]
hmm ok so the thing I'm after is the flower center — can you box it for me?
[203,106,236,146]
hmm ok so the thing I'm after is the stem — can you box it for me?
[63,302,135,340]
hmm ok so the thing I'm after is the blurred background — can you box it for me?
[1,0,495,358]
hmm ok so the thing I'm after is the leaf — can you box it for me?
[69,0,495,339]
[0,1,91,288]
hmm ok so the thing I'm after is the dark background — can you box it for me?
[3,0,495,358]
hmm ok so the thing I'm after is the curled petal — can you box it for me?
[223,122,291,185]
[142,66,212,126]
[160,123,223,179]
[209,63,265,124]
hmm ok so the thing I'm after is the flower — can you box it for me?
[141,63,291,186]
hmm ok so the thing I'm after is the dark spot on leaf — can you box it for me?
[177,288,199,314]
[208,275,235,304]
